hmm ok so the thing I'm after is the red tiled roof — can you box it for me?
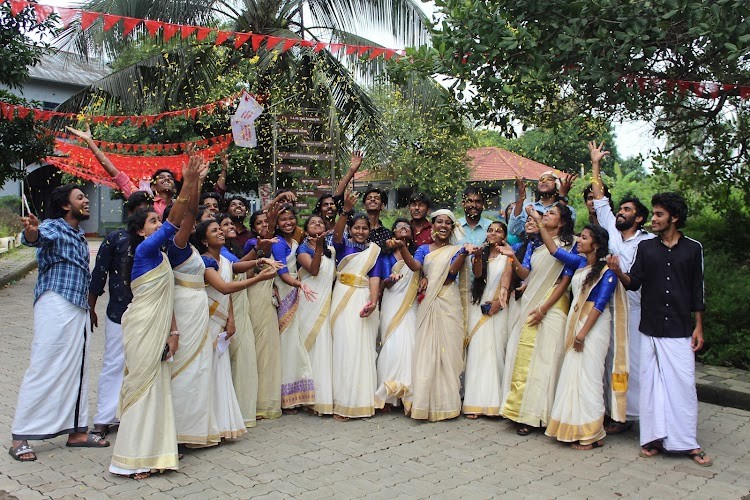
[467,147,551,181]
[352,147,552,183]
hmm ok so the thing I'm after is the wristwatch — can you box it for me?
[558,195,569,203]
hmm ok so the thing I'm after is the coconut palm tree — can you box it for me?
[55,0,432,180]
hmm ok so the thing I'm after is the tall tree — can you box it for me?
[0,3,57,186]
[56,0,432,182]
[428,0,750,207]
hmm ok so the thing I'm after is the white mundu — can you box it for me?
[13,291,90,440]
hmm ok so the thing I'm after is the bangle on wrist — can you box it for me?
[170,331,180,337]
[176,195,190,205]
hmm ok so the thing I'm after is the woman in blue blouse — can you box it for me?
[527,207,628,450]
[330,192,388,420]
[110,157,199,479]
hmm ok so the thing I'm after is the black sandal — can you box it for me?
[639,440,663,458]
[516,425,533,436]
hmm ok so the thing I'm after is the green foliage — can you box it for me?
[429,0,750,208]
[685,210,750,368]
[368,87,471,207]
[0,4,58,185]
[0,206,23,238]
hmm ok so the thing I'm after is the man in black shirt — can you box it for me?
[88,191,152,438]
[362,187,393,249]
[608,192,712,466]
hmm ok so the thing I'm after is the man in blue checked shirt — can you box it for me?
[9,185,110,463]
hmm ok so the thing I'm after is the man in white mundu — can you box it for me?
[588,141,654,432]
[9,185,109,462]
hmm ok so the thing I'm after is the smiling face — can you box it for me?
[65,188,90,221]
[305,216,326,238]
[318,197,337,219]
[409,201,429,221]
[432,214,455,242]
[153,171,176,194]
[392,221,413,242]
[202,221,225,249]
[615,201,641,231]
[138,211,162,238]
[363,191,383,213]
[485,222,506,245]
[349,217,371,244]
[228,198,247,219]
[277,210,297,237]
[575,228,598,255]
[650,204,676,234]
[586,192,596,215]
[524,216,539,235]
[462,193,484,219]
[219,217,237,239]
[252,212,270,237]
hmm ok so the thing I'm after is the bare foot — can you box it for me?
[333,414,350,422]
[571,440,604,451]
[465,414,479,420]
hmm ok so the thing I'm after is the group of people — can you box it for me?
[8,135,713,476]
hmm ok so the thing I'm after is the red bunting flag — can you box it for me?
[234,32,252,49]
[10,0,29,17]
[143,20,162,36]
[383,49,396,60]
[33,3,54,23]
[369,47,385,60]
[357,46,369,56]
[102,14,121,31]
[251,34,264,52]
[80,11,99,30]
[281,38,297,52]
[162,23,179,41]
[181,25,197,39]
[122,17,140,36]
[215,30,232,45]
[329,43,343,53]
[313,42,327,53]
[266,36,283,50]
[345,45,357,55]
[17,107,30,118]
[196,27,212,41]
[58,7,77,27]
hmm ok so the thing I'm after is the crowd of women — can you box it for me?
[96,146,642,480]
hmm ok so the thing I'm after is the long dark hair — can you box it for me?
[214,213,244,257]
[123,208,153,287]
[193,219,217,254]
[583,224,610,288]
[303,216,332,258]
[249,210,266,237]
[554,203,575,246]
[471,221,507,305]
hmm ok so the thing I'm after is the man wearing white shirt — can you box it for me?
[589,141,654,433]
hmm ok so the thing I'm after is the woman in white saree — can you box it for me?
[525,210,628,450]
[463,221,513,418]
[110,159,199,479]
[375,219,422,413]
[246,210,283,420]
[330,193,386,420]
[411,210,479,422]
[297,215,336,415]
[499,203,576,436]
[271,206,318,411]
[196,220,277,440]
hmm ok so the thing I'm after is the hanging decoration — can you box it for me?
[0,93,244,125]
[46,137,233,187]
[50,129,234,154]
[231,91,264,148]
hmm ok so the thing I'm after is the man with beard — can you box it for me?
[200,191,223,215]
[508,171,577,238]
[10,185,110,462]
[608,191,712,467]
[409,192,433,246]
[87,191,153,440]
[588,141,653,434]
[457,186,493,245]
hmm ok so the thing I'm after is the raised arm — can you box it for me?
[525,206,558,255]
[204,265,276,295]
[588,141,610,201]
[166,156,200,228]
[66,125,137,196]
[174,155,209,248]
[297,234,325,276]
[333,192,357,244]
[334,151,363,197]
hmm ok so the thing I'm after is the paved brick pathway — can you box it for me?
[0,243,749,499]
